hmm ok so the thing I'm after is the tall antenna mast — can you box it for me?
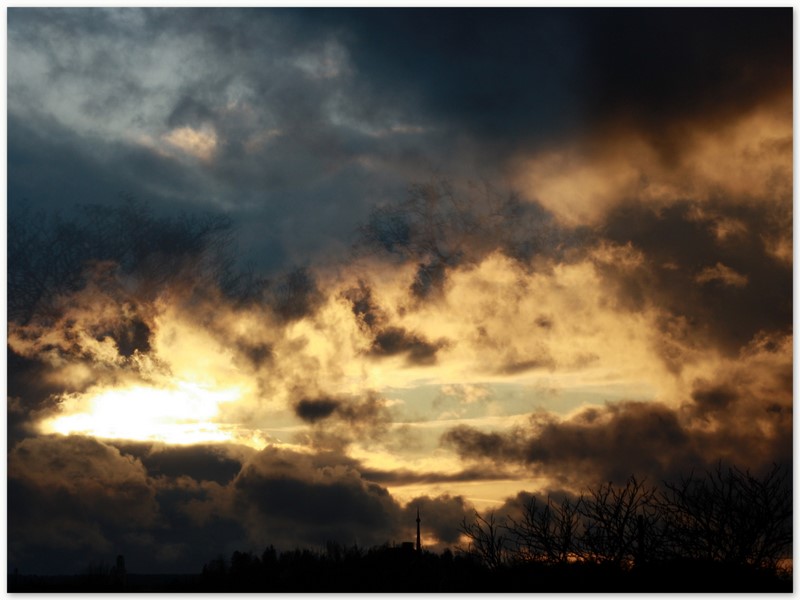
[416,506,421,554]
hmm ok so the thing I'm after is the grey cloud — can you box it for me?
[267,267,324,323]
[598,200,792,357]
[116,442,250,485]
[361,466,515,487]
[8,9,432,273]
[10,437,469,574]
[233,447,401,549]
[292,393,393,451]
[8,436,160,573]
[7,348,74,444]
[231,447,475,552]
[370,327,446,366]
[499,358,555,376]
[236,341,274,369]
[341,280,447,366]
[690,381,739,416]
[442,393,790,488]
[400,495,473,547]
[9,8,791,278]
[342,279,385,330]
[295,397,340,423]
[441,426,526,465]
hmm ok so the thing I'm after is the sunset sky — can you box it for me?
[6,7,793,575]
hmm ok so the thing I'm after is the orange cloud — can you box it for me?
[511,94,792,226]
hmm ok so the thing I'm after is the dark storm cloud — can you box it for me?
[8,436,160,574]
[7,348,71,444]
[8,8,423,272]
[6,7,793,580]
[267,267,324,323]
[8,437,473,573]
[306,9,582,147]
[7,113,220,222]
[233,447,475,550]
[341,278,448,365]
[292,393,393,451]
[400,495,472,546]
[115,442,249,485]
[370,327,445,366]
[233,447,401,549]
[10,8,789,276]
[442,362,792,488]
[7,438,249,575]
[295,397,340,423]
[312,8,791,149]
[597,200,792,356]
[577,9,792,153]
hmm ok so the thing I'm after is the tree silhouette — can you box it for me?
[577,475,660,567]
[659,462,791,569]
[506,494,582,565]
[458,465,791,579]
[458,510,509,570]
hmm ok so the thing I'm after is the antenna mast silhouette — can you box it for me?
[416,507,421,554]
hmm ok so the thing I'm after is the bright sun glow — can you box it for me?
[40,382,243,445]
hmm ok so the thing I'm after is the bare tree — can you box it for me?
[660,462,792,569]
[506,494,582,565]
[458,510,510,570]
[577,475,660,568]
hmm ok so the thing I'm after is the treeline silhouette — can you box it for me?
[462,462,791,571]
[8,463,791,592]
[194,462,792,592]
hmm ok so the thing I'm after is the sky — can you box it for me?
[5,7,794,575]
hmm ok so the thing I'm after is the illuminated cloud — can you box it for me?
[512,95,792,227]
[162,126,218,161]
[694,262,749,288]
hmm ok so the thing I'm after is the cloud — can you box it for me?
[441,331,792,489]
[232,447,401,549]
[295,397,340,423]
[228,446,475,551]
[8,435,159,572]
[596,200,791,355]
[694,262,748,288]
[370,327,446,366]
[7,435,473,572]
[162,125,218,161]
[341,278,447,365]
[512,93,792,227]
[292,393,393,452]
[400,494,472,546]
[8,9,791,277]
[117,442,253,485]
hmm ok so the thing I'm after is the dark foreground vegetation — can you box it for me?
[9,463,792,592]
[8,548,791,593]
